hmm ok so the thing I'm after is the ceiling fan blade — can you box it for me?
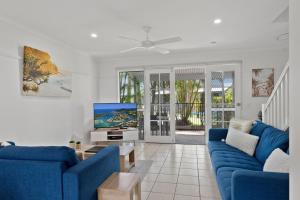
[119,35,141,43]
[120,46,145,53]
[153,37,182,45]
[149,46,170,54]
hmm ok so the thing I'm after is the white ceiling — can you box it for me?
[0,0,289,56]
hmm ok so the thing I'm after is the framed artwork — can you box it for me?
[22,46,72,97]
[252,68,274,97]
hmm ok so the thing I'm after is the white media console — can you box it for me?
[90,128,139,143]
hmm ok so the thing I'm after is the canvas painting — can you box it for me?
[252,68,274,97]
[22,46,72,97]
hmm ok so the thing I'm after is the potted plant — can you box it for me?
[69,140,75,149]
[76,141,81,150]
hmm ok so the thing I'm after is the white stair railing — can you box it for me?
[262,62,289,130]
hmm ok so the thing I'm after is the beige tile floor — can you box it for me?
[130,143,221,200]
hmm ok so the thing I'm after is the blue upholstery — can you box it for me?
[0,145,120,200]
[208,123,289,200]
[232,170,289,200]
[0,159,66,200]
[255,127,289,163]
[0,146,79,168]
[209,128,228,141]
[211,151,262,173]
[216,167,242,200]
[250,121,270,137]
[208,141,242,155]
[63,145,120,200]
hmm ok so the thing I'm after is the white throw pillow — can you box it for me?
[0,141,11,146]
[226,127,259,156]
[263,148,289,173]
[229,118,253,133]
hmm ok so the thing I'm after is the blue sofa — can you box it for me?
[0,145,120,200]
[208,121,289,200]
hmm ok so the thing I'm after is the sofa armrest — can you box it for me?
[63,145,120,200]
[209,128,228,141]
[232,170,289,200]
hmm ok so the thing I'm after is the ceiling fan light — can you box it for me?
[214,18,222,24]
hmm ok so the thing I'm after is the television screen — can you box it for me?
[94,103,138,129]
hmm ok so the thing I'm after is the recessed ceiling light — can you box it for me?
[90,33,98,38]
[214,18,222,24]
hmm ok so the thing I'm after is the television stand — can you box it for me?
[90,128,139,144]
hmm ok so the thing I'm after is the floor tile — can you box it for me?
[178,175,199,185]
[198,169,214,178]
[148,166,161,173]
[176,184,200,197]
[200,185,220,198]
[143,173,158,182]
[141,181,155,192]
[174,195,201,200]
[179,169,198,176]
[152,182,177,194]
[199,177,217,186]
[157,174,178,183]
[142,192,150,200]
[181,158,198,163]
[147,192,174,200]
[180,162,198,169]
[160,167,180,175]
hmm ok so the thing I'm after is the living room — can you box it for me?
[0,0,299,200]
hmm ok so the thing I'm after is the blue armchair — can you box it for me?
[0,145,120,200]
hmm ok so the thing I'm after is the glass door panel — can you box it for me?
[206,64,241,132]
[145,69,175,143]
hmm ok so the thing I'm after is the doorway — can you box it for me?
[174,67,206,144]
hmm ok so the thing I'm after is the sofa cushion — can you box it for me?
[216,167,243,200]
[211,150,262,172]
[226,127,259,156]
[208,141,242,155]
[0,146,79,168]
[263,148,289,173]
[255,127,289,164]
[229,118,253,133]
[250,121,271,137]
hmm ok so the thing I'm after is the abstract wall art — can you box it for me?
[22,46,72,97]
[252,68,274,97]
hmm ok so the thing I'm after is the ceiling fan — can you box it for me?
[119,26,182,54]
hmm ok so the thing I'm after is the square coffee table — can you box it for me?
[77,145,135,172]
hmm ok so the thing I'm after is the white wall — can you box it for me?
[95,48,288,120]
[289,0,299,199]
[0,19,99,146]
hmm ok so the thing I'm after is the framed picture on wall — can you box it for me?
[22,46,72,97]
[252,68,274,97]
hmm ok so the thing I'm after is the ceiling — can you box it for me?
[0,0,289,56]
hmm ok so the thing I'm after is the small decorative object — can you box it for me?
[252,68,274,97]
[22,46,72,97]
[76,141,81,150]
[69,140,75,149]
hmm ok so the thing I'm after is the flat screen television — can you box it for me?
[93,103,138,129]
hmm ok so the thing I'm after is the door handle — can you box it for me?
[236,102,241,107]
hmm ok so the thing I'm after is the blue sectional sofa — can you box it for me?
[208,121,289,200]
[0,145,120,200]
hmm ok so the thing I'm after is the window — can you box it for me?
[119,71,145,139]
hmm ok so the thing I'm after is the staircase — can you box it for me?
[262,62,289,130]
